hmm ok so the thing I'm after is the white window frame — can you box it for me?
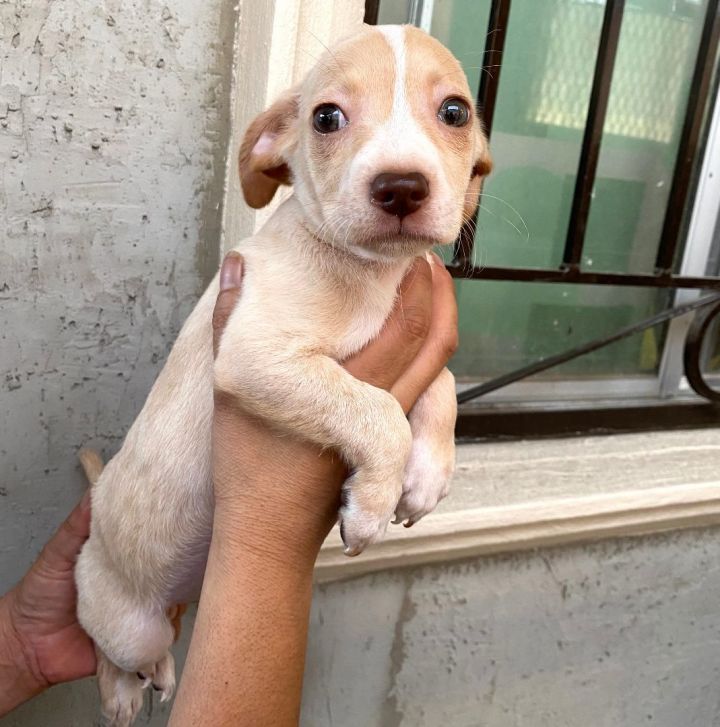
[658,83,720,398]
[221,0,365,251]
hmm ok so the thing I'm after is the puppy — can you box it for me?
[75,24,491,726]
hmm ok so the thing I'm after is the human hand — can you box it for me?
[210,251,458,569]
[173,253,457,727]
[0,493,96,716]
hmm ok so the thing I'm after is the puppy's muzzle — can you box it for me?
[370,172,430,219]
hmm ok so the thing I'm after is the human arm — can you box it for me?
[169,252,458,726]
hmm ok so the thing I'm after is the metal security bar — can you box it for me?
[451,0,720,292]
[563,0,625,272]
[364,0,380,24]
[656,0,720,274]
[457,292,720,404]
[367,0,720,410]
[455,0,511,263]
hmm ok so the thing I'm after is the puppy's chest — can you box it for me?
[333,303,393,360]
[241,245,407,360]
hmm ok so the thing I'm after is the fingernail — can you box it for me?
[430,251,444,267]
[220,252,243,291]
[80,489,91,512]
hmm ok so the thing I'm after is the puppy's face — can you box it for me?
[240,25,492,261]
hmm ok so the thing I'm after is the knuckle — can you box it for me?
[62,513,86,541]
[401,306,431,341]
[438,327,459,360]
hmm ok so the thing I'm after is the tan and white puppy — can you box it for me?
[75,24,491,727]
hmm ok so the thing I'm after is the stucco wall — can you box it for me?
[0,0,235,588]
[6,527,720,726]
[3,3,718,727]
[302,527,720,727]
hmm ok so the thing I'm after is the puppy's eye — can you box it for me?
[438,98,470,127]
[313,104,348,133]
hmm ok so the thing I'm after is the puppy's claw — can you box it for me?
[339,508,391,557]
[339,519,348,548]
[150,651,176,704]
[136,672,152,689]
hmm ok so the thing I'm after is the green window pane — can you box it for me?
[425,0,493,95]
[474,0,604,270]
[425,0,710,384]
[374,0,713,387]
[452,279,671,380]
[377,0,412,25]
[583,0,710,275]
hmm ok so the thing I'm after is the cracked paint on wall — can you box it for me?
[0,0,235,589]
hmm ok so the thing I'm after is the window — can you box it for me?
[368,0,720,434]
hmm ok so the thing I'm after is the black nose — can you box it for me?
[370,172,430,219]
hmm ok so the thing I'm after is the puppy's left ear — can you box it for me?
[238,88,301,209]
[463,120,493,219]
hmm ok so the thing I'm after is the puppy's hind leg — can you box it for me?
[95,647,145,727]
[76,551,177,725]
[91,614,176,727]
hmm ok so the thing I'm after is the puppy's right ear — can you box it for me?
[238,88,300,209]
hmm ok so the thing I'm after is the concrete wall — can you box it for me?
[0,0,235,588]
[302,527,720,727]
[6,527,720,726]
[3,3,719,726]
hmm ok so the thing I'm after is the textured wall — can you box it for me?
[6,528,720,725]
[0,0,235,587]
[3,4,718,727]
[302,528,720,727]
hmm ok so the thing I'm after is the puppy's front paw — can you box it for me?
[394,438,454,527]
[338,472,398,557]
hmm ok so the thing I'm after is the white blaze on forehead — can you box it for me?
[340,25,452,217]
[378,25,409,134]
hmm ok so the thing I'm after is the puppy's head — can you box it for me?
[239,25,492,261]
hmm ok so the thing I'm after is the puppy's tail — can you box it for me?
[78,447,105,486]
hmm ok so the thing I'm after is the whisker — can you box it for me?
[307,30,352,88]
[477,193,529,241]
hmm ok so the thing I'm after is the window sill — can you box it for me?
[315,429,720,583]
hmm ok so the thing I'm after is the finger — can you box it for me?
[34,490,92,574]
[212,252,244,358]
[391,253,458,413]
[343,257,432,390]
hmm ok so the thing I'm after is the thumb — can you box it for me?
[212,252,245,358]
[33,492,92,574]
